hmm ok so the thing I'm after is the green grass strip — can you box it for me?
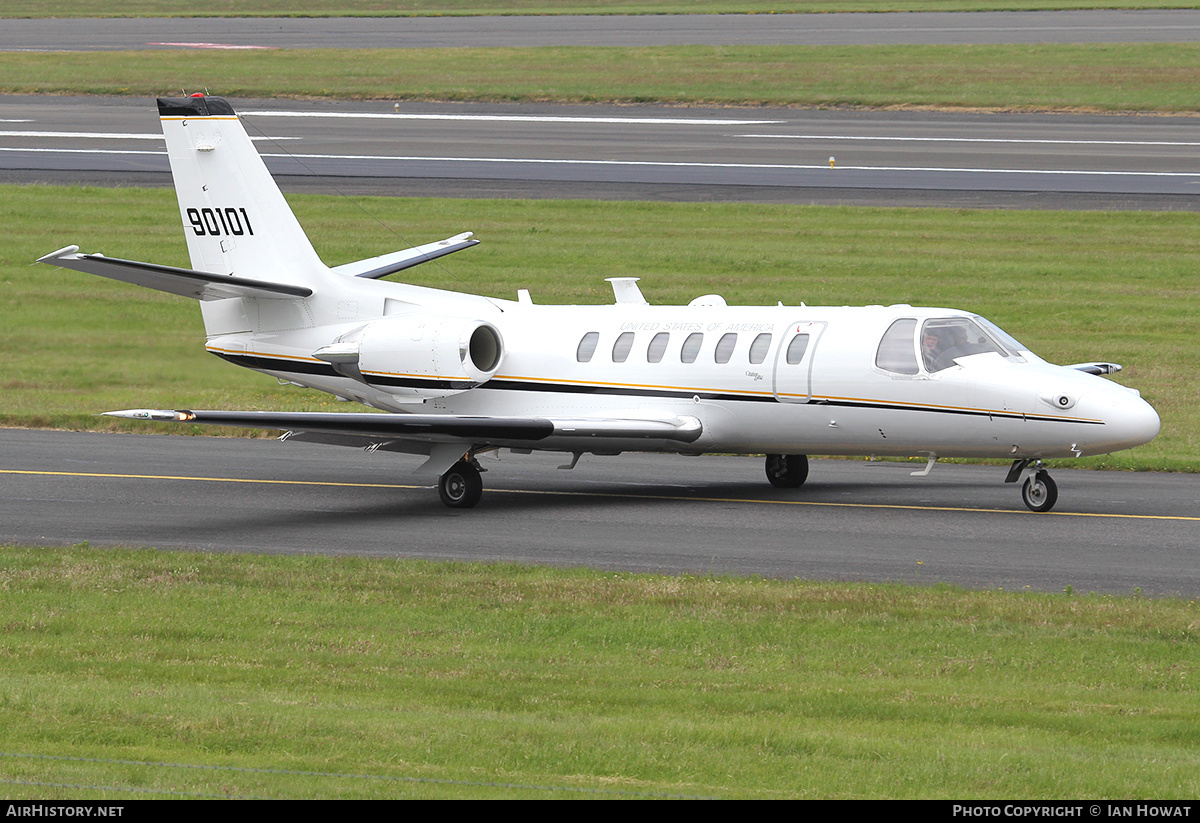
[4,1,1200,18]
[0,545,1197,799]
[5,43,1200,112]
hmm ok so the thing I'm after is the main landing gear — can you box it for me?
[438,459,484,509]
[765,453,809,488]
[1007,459,1058,513]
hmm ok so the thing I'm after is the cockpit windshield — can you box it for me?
[972,315,1032,358]
[920,316,1027,373]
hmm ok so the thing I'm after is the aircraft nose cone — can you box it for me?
[1076,388,1160,454]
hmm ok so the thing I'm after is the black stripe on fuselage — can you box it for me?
[212,351,340,377]
[211,350,475,392]
[480,380,1097,425]
[212,351,1099,426]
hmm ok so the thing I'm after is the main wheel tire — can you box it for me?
[1021,470,1058,513]
[439,461,483,509]
[765,453,809,489]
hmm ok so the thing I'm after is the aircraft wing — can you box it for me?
[102,409,702,454]
[38,246,312,301]
[330,233,479,280]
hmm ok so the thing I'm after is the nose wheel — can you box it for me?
[438,460,483,509]
[1021,470,1058,513]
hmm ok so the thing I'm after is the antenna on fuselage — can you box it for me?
[606,277,648,305]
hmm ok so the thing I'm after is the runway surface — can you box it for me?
[5,11,1200,50]
[4,96,1199,209]
[2,430,1196,597]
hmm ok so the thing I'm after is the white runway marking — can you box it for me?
[0,130,164,140]
[738,133,1200,148]
[149,42,277,50]
[0,131,293,142]
[253,151,1200,180]
[3,144,1199,182]
[240,110,784,126]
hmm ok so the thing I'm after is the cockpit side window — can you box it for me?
[876,319,919,375]
[921,317,1010,372]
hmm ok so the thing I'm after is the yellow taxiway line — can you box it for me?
[3,468,1197,521]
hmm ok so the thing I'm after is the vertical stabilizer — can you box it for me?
[157,95,327,287]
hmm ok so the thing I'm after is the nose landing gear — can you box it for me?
[1021,470,1058,513]
[1007,459,1058,513]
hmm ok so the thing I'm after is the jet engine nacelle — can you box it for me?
[317,315,504,400]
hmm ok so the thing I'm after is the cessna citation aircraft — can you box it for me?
[39,95,1160,512]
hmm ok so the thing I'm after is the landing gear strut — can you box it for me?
[438,459,483,509]
[765,454,809,488]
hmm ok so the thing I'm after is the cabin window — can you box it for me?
[748,333,772,364]
[876,319,919,375]
[785,334,810,365]
[576,331,599,363]
[612,331,635,363]
[681,333,703,364]
[647,332,670,364]
[715,333,737,364]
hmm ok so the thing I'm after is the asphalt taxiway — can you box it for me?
[2,430,1196,596]
[3,96,1199,209]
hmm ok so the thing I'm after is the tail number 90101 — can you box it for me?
[186,207,254,237]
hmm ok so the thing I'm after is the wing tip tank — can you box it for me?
[37,245,81,264]
[103,409,194,421]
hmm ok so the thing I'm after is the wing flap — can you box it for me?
[38,246,312,301]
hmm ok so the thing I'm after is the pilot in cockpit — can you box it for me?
[921,328,944,370]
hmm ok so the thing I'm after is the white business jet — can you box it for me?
[38,95,1160,512]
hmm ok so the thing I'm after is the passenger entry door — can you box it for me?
[773,321,825,403]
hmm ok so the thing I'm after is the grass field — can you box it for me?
[6,42,1200,113]
[1,546,1197,799]
[3,1,1199,17]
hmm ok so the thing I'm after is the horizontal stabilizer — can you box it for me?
[38,246,312,301]
[102,409,703,445]
[1066,362,1122,376]
[331,233,479,280]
